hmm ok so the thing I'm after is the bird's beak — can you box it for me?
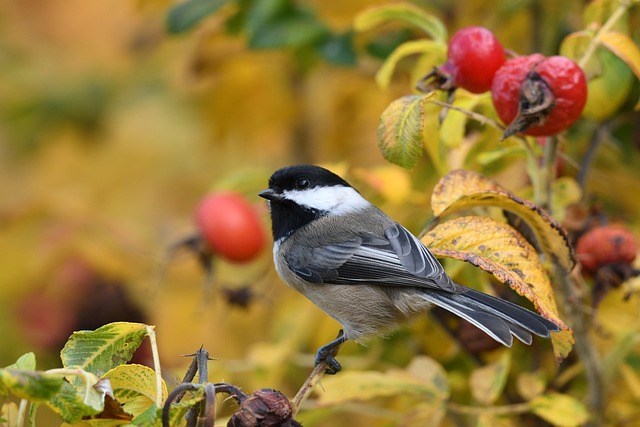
[258,188,281,201]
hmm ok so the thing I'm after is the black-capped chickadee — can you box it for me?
[259,165,560,373]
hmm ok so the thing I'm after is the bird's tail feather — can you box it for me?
[422,287,560,347]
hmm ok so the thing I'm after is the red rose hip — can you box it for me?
[195,192,266,262]
[446,26,506,94]
[417,26,505,94]
[575,225,637,275]
[492,54,587,138]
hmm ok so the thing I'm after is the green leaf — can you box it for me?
[60,322,149,381]
[318,31,357,66]
[377,95,429,169]
[0,370,64,401]
[248,9,329,49]
[530,393,590,427]
[166,0,234,34]
[598,31,640,109]
[375,40,445,90]
[354,2,447,43]
[6,353,36,370]
[469,351,511,405]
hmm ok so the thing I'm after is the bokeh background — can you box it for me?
[2,0,640,426]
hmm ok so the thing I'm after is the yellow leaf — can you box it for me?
[516,371,547,401]
[353,165,412,204]
[469,351,511,405]
[354,2,447,43]
[530,393,590,427]
[103,364,167,418]
[376,40,445,90]
[317,359,449,406]
[430,170,575,272]
[422,216,568,331]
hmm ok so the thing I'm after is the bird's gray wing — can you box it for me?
[285,223,458,292]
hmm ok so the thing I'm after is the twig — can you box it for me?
[554,263,604,427]
[541,136,560,211]
[578,123,609,191]
[428,99,505,131]
[447,401,531,416]
[578,0,631,69]
[291,361,330,416]
[146,325,164,408]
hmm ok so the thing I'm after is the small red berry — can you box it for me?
[575,225,637,275]
[417,26,505,94]
[492,54,587,137]
[195,192,265,262]
[446,26,506,94]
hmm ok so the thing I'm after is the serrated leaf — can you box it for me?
[0,369,64,401]
[317,359,449,406]
[422,216,568,331]
[430,170,575,272]
[6,352,36,370]
[104,364,167,418]
[378,95,428,169]
[375,40,445,90]
[469,351,511,405]
[61,322,149,382]
[354,2,447,43]
[166,0,233,34]
[530,393,590,427]
[47,377,104,423]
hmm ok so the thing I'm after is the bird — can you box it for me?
[258,164,560,374]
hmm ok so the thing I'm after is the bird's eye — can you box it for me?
[295,178,310,189]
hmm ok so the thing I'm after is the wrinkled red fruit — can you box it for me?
[195,192,265,262]
[575,225,637,275]
[492,54,587,137]
[418,26,505,94]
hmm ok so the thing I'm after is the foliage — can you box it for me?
[2,0,640,426]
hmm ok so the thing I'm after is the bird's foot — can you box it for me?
[314,330,346,375]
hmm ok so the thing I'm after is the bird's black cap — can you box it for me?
[266,165,351,193]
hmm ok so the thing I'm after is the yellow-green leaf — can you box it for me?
[469,351,511,405]
[598,31,640,110]
[530,393,590,426]
[61,322,150,383]
[440,95,482,148]
[354,2,447,43]
[430,170,575,272]
[378,95,428,169]
[422,216,568,331]
[104,364,167,418]
[375,40,445,90]
[317,358,449,406]
[5,352,36,370]
[0,369,64,401]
